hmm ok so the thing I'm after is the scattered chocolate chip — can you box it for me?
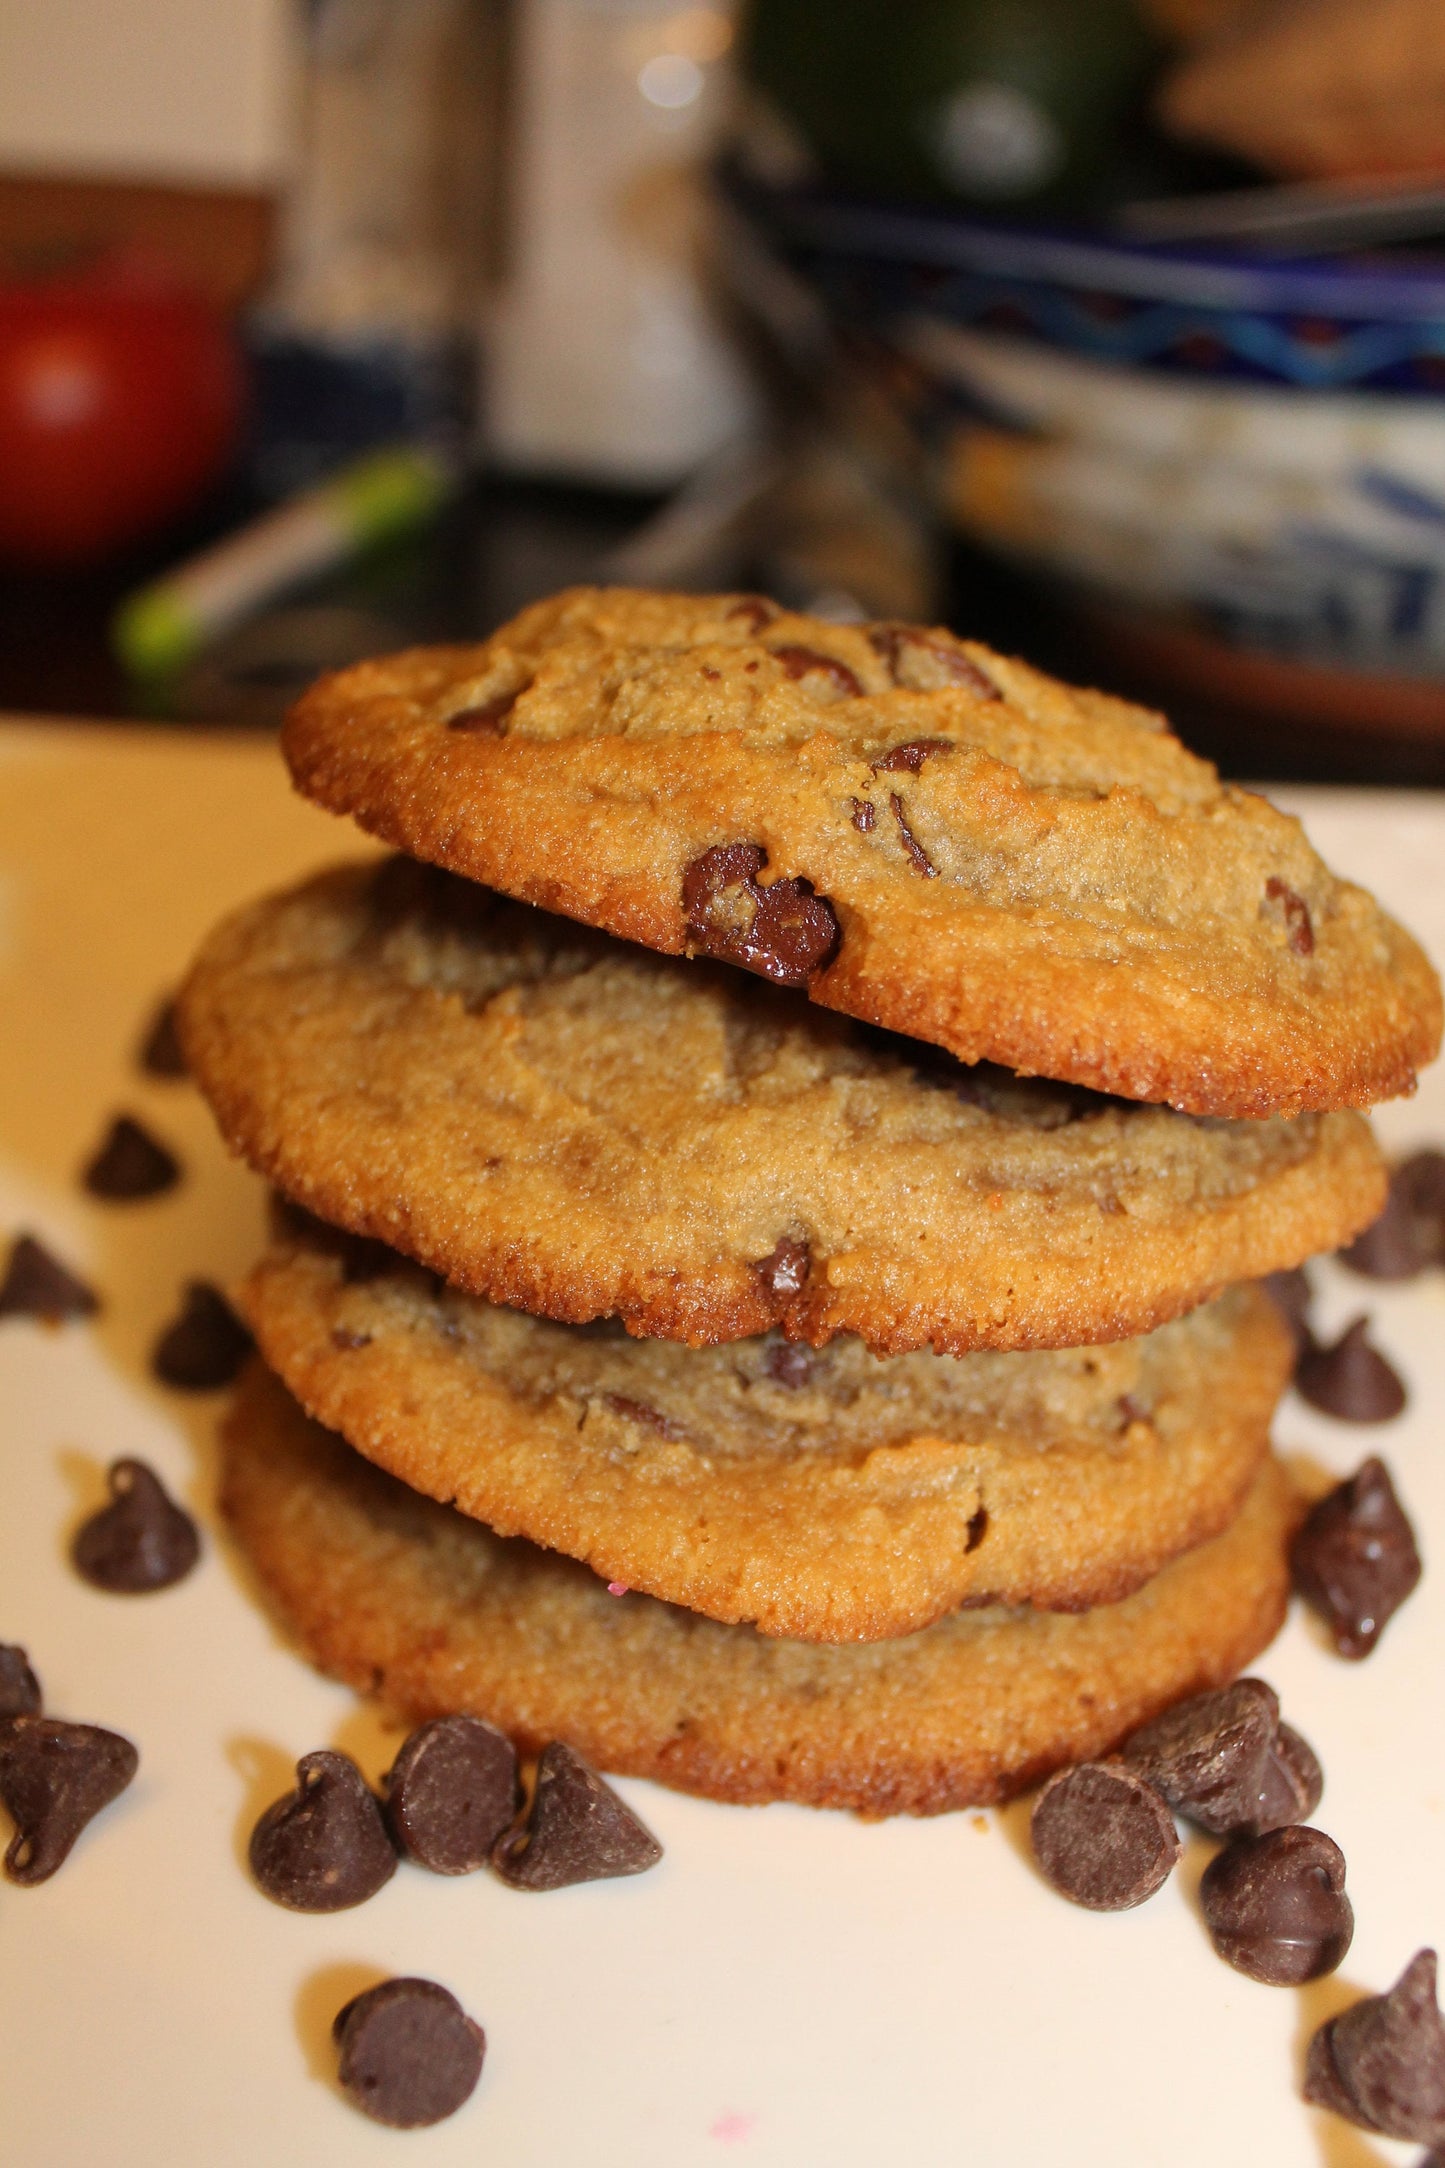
[867,623,998,695]
[385,1716,521,1874]
[1262,1266,1313,1352]
[890,793,936,877]
[770,643,862,697]
[755,1235,809,1299]
[330,1326,372,1350]
[601,1392,683,1439]
[71,1459,200,1593]
[1264,875,1315,955]
[491,1740,662,1891]
[1121,1678,1321,1838]
[249,1749,397,1911]
[0,1234,99,1323]
[682,843,840,986]
[138,997,188,1078]
[151,1281,253,1389]
[334,1977,485,2128]
[1342,1150,1445,1279]
[1291,1457,1421,1659]
[726,596,776,632]
[1296,1316,1406,1422]
[81,1114,181,1201]
[765,1342,814,1388]
[1201,1826,1353,1984]
[1305,1950,1445,2144]
[0,1646,41,1718]
[849,797,875,834]
[871,737,953,773]
[0,1715,138,1884]
[1030,1762,1181,1911]
[446,687,521,733]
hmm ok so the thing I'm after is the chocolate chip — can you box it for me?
[755,1235,809,1299]
[867,623,998,695]
[682,843,840,986]
[1297,1315,1406,1421]
[0,1234,99,1323]
[1201,1826,1353,1984]
[384,1716,521,1874]
[1030,1762,1181,1910]
[491,1740,662,1891]
[770,643,863,697]
[871,737,953,773]
[1342,1150,1445,1279]
[849,797,875,833]
[447,687,521,733]
[333,1977,485,2128]
[1262,1266,1313,1352]
[0,1715,138,1884]
[765,1342,814,1388]
[330,1326,372,1350]
[81,1115,181,1201]
[249,1749,397,1911]
[71,1459,200,1593]
[1305,1950,1445,2144]
[1121,1678,1321,1838]
[151,1281,253,1389]
[138,997,188,1078]
[1264,875,1315,955]
[601,1393,684,1439]
[0,1646,41,1718]
[1291,1457,1421,1659]
[726,595,776,632]
[890,793,936,877]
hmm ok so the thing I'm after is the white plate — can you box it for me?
[2,725,1443,2168]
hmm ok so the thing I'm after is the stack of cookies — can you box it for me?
[178,588,1439,1814]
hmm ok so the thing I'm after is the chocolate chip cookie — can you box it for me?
[179,860,1385,1356]
[282,588,1441,1119]
[220,1362,1299,1816]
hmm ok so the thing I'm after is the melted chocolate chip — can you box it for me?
[1030,1762,1181,1911]
[726,596,776,632]
[1297,1315,1407,1421]
[81,1115,181,1201]
[249,1749,397,1911]
[849,797,875,834]
[446,687,522,733]
[1264,875,1315,955]
[0,1645,41,1718]
[1305,1950,1445,2144]
[1201,1826,1353,1984]
[770,643,863,697]
[138,997,188,1078]
[755,1235,809,1299]
[871,737,953,773]
[0,1715,138,1884]
[491,1740,662,1891]
[1291,1457,1421,1659]
[151,1282,253,1390]
[866,623,998,695]
[385,1716,521,1874]
[334,1977,485,2128]
[765,1342,814,1388]
[1121,1679,1321,1838]
[682,843,840,986]
[0,1234,99,1323]
[890,794,936,877]
[71,1460,200,1593]
[1262,1266,1313,1352]
[601,1393,683,1439]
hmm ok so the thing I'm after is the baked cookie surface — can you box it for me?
[282,587,1441,1118]
[240,1218,1290,1639]
[221,1363,1297,1816]
[180,859,1385,1356]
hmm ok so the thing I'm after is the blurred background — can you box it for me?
[2,0,1445,777]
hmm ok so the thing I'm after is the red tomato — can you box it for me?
[0,267,244,566]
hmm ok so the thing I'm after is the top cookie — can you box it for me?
[283,586,1441,1119]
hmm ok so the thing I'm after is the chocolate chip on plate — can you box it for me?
[1341,1150,1445,1280]
[491,1741,663,1891]
[682,843,840,987]
[334,1977,485,2128]
[1261,1266,1313,1353]
[138,996,188,1078]
[1200,1826,1353,1984]
[1291,1457,1421,1659]
[0,1234,99,1323]
[151,1281,253,1389]
[1029,1762,1181,1911]
[384,1716,521,1875]
[249,1749,397,1911]
[0,1715,138,1885]
[1296,1316,1406,1422]
[1121,1678,1321,1838]
[71,1459,200,1593]
[1305,1949,1445,2144]
[81,1115,181,1201]
[0,1645,41,1718]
